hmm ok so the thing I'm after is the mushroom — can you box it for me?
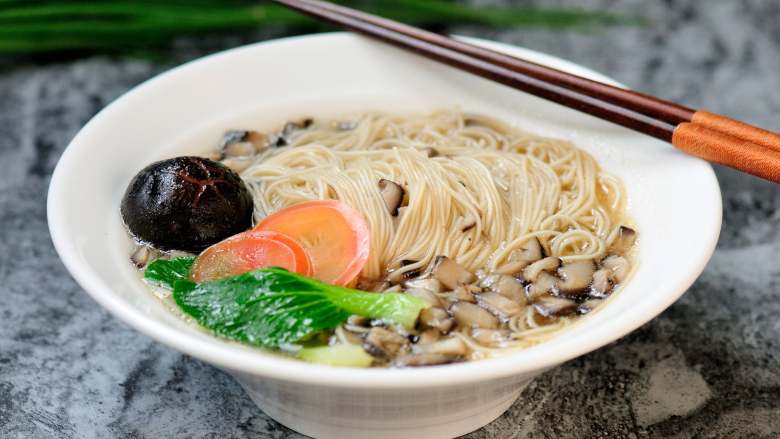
[610,226,637,254]
[421,147,440,158]
[282,118,313,135]
[356,278,391,293]
[219,130,268,157]
[431,256,476,289]
[129,245,160,269]
[404,277,442,294]
[522,256,561,282]
[557,260,596,295]
[471,328,511,347]
[602,255,631,283]
[496,238,544,275]
[394,353,456,367]
[416,328,441,345]
[272,118,313,146]
[533,296,578,317]
[577,299,603,314]
[526,271,558,301]
[447,284,479,303]
[477,292,523,317]
[450,301,499,329]
[413,336,466,356]
[378,179,405,216]
[419,307,454,333]
[347,315,370,327]
[590,269,611,297]
[406,287,443,308]
[460,212,478,232]
[480,273,526,304]
[364,327,408,358]
[383,285,404,293]
[520,237,544,262]
[338,328,364,345]
[120,157,254,252]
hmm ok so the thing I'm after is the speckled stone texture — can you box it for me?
[1,1,779,438]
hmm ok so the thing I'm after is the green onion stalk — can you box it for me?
[0,0,635,58]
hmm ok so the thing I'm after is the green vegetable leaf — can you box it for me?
[172,267,428,348]
[144,257,196,289]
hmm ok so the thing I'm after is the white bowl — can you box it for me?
[48,33,721,438]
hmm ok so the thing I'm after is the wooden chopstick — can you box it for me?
[273,0,780,183]
[281,0,696,127]
[299,0,780,155]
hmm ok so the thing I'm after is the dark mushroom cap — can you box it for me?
[120,156,254,252]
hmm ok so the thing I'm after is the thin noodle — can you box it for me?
[239,109,629,357]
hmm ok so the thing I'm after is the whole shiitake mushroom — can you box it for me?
[121,156,253,252]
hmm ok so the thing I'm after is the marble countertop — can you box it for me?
[1,1,778,437]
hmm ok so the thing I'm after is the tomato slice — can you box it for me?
[190,230,312,283]
[254,200,370,286]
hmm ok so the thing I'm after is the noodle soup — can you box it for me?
[121,110,636,367]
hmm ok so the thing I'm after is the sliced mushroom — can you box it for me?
[480,273,526,304]
[364,327,408,358]
[471,328,511,347]
[602,255,631,283]
[378,179,405,216]
[282,118,313,134]
[383,285,403,293]
[496,238,544,275]
[533,296,578,317]
[338,328,364,345]
[557,260,596,295]
[526,271,558,301]
[272,119,313,146]
[447,284,479,303]
[460,212,478,232]
[394,353,457,367]
[577,299,603,315]
[219,130,268,157]
[347,315,370,327]
[406,287,443,308]
[356,278,391,293]
[416,328,441,345]
[413,336,466,356]
[450,301,499,329]
[404,277,442,294]
[477,292,523,317]
[610,226,637,254]
[590,269,611,298]
[419,307,454,333]
[421,147,440,158]
[522,256,561,282]
[431,256,476,290]
[520,237,544,262]
[405,278,443,306]
[130,245,160,269]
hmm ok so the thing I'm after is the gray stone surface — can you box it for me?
[1,1,779,438]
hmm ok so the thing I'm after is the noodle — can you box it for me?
[242,109,626,276]
[236,109,630,359]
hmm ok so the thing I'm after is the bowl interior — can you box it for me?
[48,33,721,387]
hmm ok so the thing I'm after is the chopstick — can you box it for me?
[273,0,780,183]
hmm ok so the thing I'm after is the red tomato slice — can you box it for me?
[190,230,312,283]
[254,200,370,286]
